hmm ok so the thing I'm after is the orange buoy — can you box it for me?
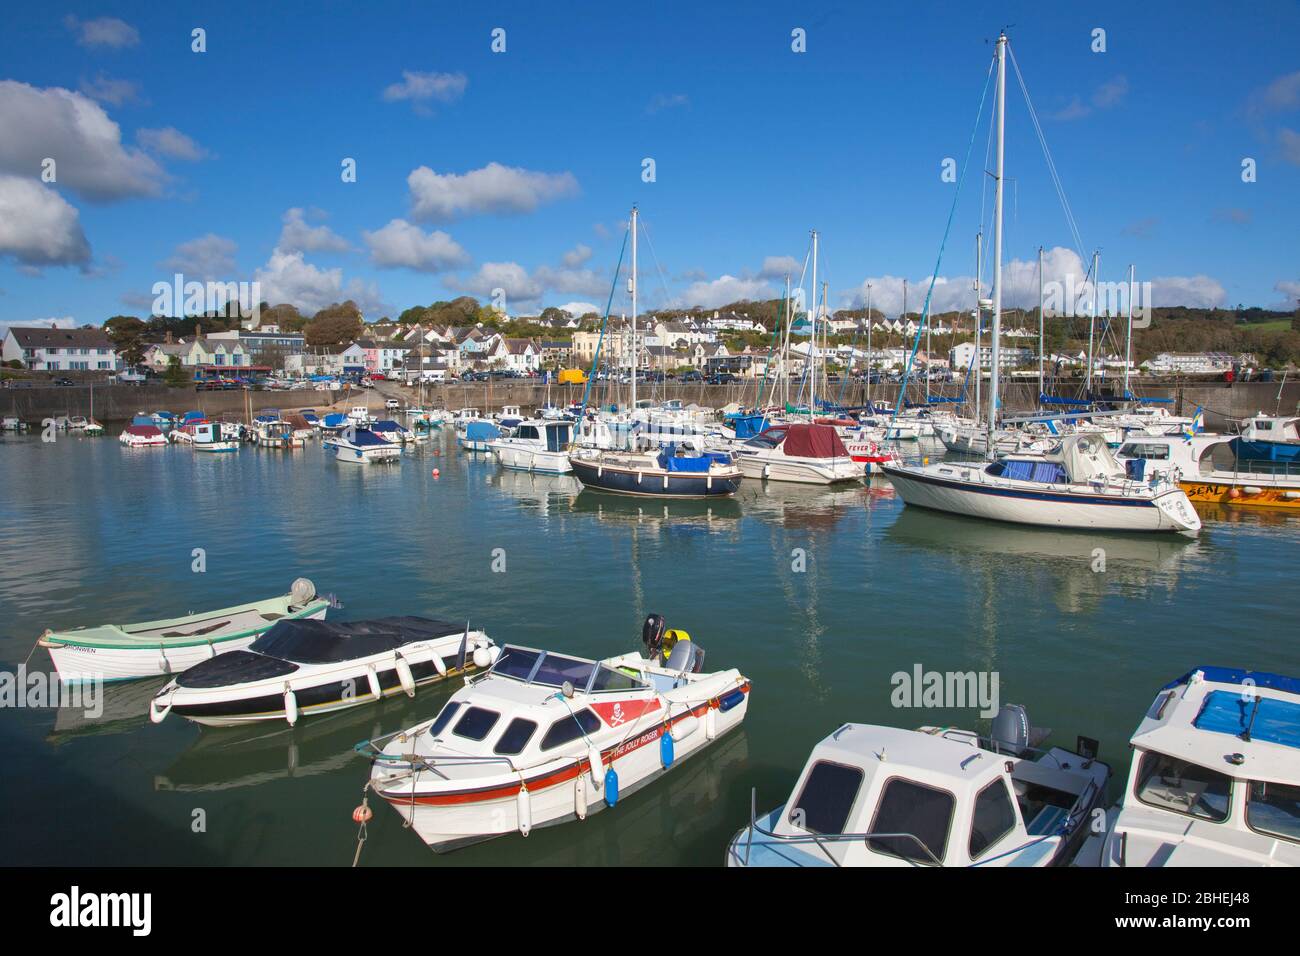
[1228,487,1241,499]
[432,468,440,478]
[352,803,373,824]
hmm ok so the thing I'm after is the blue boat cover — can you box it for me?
[999,459,1068,483]
[662,455,711,472]
[370,420,401,432]
[1194,690,1300,750]
[323,413,348,427]
[466,421,501,441]
[347,429,390,448]
[728,414,770,439]
[1125,458,1146,481]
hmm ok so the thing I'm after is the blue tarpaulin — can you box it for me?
[465,422,501,441]
[1194,691,1300,749]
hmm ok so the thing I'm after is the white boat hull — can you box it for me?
[489,442,573,474]
[735,453,862,485]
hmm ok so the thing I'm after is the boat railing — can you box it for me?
[931,727,1075,770]
[736,788,943,867]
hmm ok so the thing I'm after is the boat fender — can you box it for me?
[517,784,532,837]
[365,665,382,699]
[671,713,700,742]
[284,686,299,726]
[604,768,619,808]
[488,645,501,664]
[587,743,605,790]
[472,646,492,669]
[395,654,416,697]
[660,731,675,768]
[705,704,718,740]
[431,652,448,677]
[718,689,746,713]
[149,693,172,724]
[575,772,588,819]
[159,649,170,674]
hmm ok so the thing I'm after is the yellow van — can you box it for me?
[558,368,587,385]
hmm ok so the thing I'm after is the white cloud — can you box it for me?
[363,219,469,273]
[0,81,164,201]
[647,93,690,114]
[254,249,385,316]
[0,175,91,268]
[1052,75,1129,121]
[446,261,544,309]
[161,234,238,279]
[758,255,801,279]
[278,207,350,254]
[1272,280,1300,310]
[533,264,611,298]
[407,162,579,222]
[1247,71,1300,118]
[382,71,467,113]
[561,243,592,267]
[78,73,142,106]
[137,126,207,161]
[1279,128,1300,166]
[1147,275,1226,309]
[557,301,599,316]
[64,15,140,49]
[676,275,774,309]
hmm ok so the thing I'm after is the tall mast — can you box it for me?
[783,274,792,405]
[809,229,818,415]
[974,231,982,425]
[866,282,873,407]
[1037,245,1045,399]
[986,32,1007,452]
[1086,250,1098,395]
[630,205,638,414]
[1124,263,1135,398]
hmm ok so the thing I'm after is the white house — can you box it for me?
[2,326,119,372]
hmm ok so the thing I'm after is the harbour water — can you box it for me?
[1,430,1296,865]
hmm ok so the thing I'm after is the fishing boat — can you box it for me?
[1116,433,1300,510]
[324,427,401,464]
[458,420,501,452]
[360,614,751,852]
[252,414,295,447]
[732,423,862,484]
[488,419,574,473]
[191,421,240,453]
[119,423,167,447]
[885,433,1201,532]
[347,405,374,427]
[150,617,492,727]
[1076,667,1300,867]
[1231,413,1300,464]
[38,578,330,683]
[728,703,1109,867]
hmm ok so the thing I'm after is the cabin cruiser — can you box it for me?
[728,704,1110,867]
[452,408,486,433]
[369,419,419,444]
[570,440,742,497]
[252,415,299,448]
[458,420,502,452]
[119,424,167,447]
[191,421,239,453]
[883,432,1201,533]
[361,614,751,852]
[488,419,574,473]
[1232,413,1300,464]
[494,405,525,429]
[1076,667,1300,867]
[1116,433,1300,510]
[347,405,374,427]
[324,427,401,464]
[732,424,862,485]
[151,617,492,727]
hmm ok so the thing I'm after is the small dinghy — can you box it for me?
[359,614,751,853]
[39,579,330,683]
[728,704,1109,867]
[150,616,493,727]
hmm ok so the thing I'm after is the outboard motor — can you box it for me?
[289,577,317,610]
[642,613,666,659]
[666,640,706,674]
[990,703,1031,757]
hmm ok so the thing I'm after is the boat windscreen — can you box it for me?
[249,616,463,664]
[490,646,597,688]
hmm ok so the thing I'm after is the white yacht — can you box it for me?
[732,423,862,484]
[1077,667,1300,867]
[488,419,574,473]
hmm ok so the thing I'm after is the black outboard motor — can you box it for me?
[642,613,666,659]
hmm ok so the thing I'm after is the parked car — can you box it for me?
[707,373,738,385]
[52,377,75,386]
[385,398,400,410]
[681,370,703,383]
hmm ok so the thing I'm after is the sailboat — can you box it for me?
[882,33,1200,534]
[570,206,743,498]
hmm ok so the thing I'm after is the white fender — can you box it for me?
[575,771,588,820]
[705,704,718,740]
[472,646,491,669]
[431,652,448,677]
[517,785,532,837]
[587,743,604,790]
[284,686,299,726]
[671,714,700,742]
[395,655,416,698]
[365,665,382,699]
[149,693,172,724]
[488,646,501,664]
[159,650,170,674]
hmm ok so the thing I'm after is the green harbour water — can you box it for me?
[1,430,1296,865]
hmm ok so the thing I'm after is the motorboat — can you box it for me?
[1116,433,1300,510]
[369,419,419,444]
[361,614,751,852]
[252,415,297,447]
[119,424,167,447]
[324,427,401,464]
[732,423,862,484]
[150,617,492,727]
[883,432,1202,533]
[1076,667,1300,867]
[728,704,1110,867]
[938,423,1054,457]
[1,416,27,432]
[347,405,374,427]
[191,421,240,453]
[488,419,574,473]
[841,432,898,475]
[1231,413,1300,464]
[38,579,330,683]
[458,420,502,452]
[570,442,742,497]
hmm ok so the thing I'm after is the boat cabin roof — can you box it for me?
[1131,668,1300,786]
[799,723,1007,794]
[486,644,648,695]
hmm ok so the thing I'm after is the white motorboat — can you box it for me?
[488,419,574,473]
[150,617,492,727]
[1116,433,1300,511]
[191,421,240,453]
[119,424,167,447]
[369,419,419,444]
[728,704,1110,867]
[324,427,402,464]
[39,579,330,683]
[362,616,750,852]
[732,423,862,484]
[458,420,502,452]
[1076,667,1300,867]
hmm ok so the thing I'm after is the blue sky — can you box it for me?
[1,1,1298,330]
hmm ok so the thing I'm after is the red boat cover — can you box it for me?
[781,423,848,458]
[124,424,163,437]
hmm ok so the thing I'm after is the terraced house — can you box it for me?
[1,326,119,372]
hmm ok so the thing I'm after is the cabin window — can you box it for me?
[1134,752,1231,823]
[589,666,645,692]
[492,647,542,682]
[1119,443,1170,461]
[867,778,955,865]
[494,718,539,756]
[969,779,1018,860]
[789,761,863,836]
[540,709,602,750]
[428,701,461,737]
[452,706,501,742]
[517,426,539,440]
[1246,781,1300,843]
